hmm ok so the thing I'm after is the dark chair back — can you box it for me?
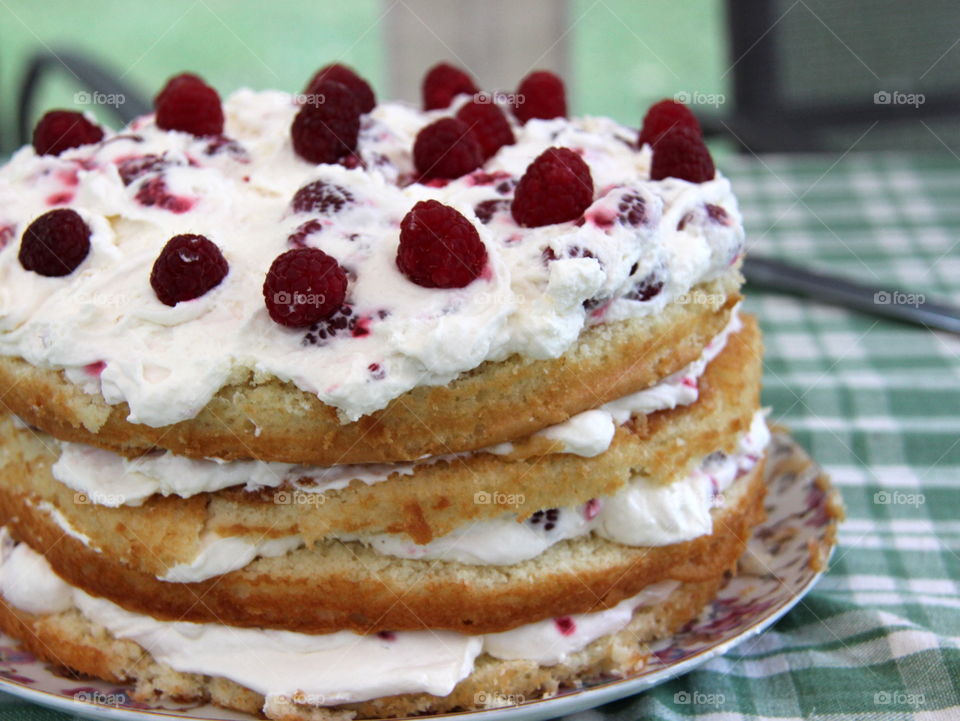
[719,0,960,152]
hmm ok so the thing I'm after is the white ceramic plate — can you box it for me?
[0,431,840,721]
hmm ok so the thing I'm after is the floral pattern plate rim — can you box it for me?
[0,430,842,721]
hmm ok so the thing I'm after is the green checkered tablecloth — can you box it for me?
[573,152,960,721]
[2,152,958,720]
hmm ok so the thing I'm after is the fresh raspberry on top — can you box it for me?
[397,200,487,288]
[154,73,224,136]
[638,99,701,148]
[413,118,483,180]
[263,248,348,327]
[513,70,566,124]
[18,209,91,276]
[455,100,515,159]
[304,63,376,113]
[649,126,715,183]
[422,62,478,110]
[290,80,360,164]
[150,234,228,306]
[291,180,355,214]
[32,110,104,156]
[512,147,594,227]
[155,72,202,106]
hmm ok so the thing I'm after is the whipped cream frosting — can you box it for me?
[0,534,678,709]
[0,90,744,427]
[50,308,742,508]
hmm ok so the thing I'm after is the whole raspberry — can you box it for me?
[290,80,360,164]
[513,70,566,124]
[422,62,478,110]
[456,100,515,159]
[413,118,483,180]
[649,126,715,183]
[32,110,104,156]
[154,73,224,136]
[263,248,348,327]
[638,99,701,148]
[291,181,354,214]
[150,234,228,306]
[512,147,594,227]
[397,200,487,288]
[155,72,202,105]
[19,209,91,276]
[304,63,376,113]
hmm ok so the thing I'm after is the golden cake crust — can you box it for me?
[0,315,762,563]
[0,571,729,721]
[0,274,741,464]
[0,457,766,635]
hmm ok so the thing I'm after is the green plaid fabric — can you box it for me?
[2,153,959,719]
[577,152,960,720]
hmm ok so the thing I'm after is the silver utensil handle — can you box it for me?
[742,256,960,335]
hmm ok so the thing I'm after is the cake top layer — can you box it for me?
[0,73,744,427]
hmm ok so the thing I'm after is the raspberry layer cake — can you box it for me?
[0,65,767,719]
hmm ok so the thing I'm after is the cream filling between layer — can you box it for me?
[0,533,679,710]
[490,304,743,458]
[163,411,767,581]
[50,307,743,508]
[342,410,769,566]
[39,407,769,582]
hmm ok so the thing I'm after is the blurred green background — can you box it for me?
[0,0,728,152]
